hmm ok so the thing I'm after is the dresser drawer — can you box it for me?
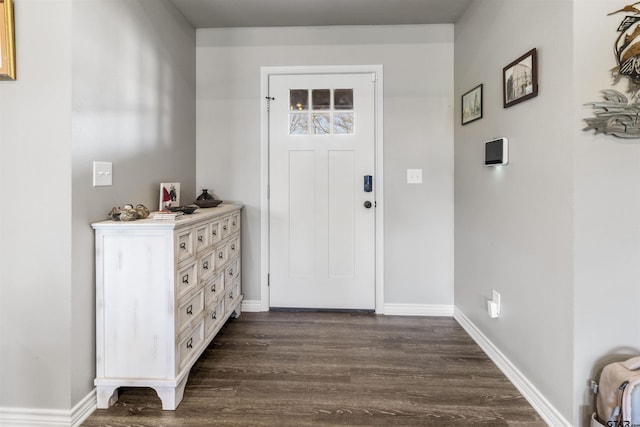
[178,320,205,371]
[215,244,228,269]
[225,258,240,283]
[228,236,240,260]
[230,212,240,234]
[210,220,222,245]
[221,216,232,239]
[176,261,198,298]
[226,280,241,314]
[204,272,225,307]
[176,229,195,263]
[194,224,210,254]
[198,249,216,283]
[205,298,225,338]
[177,289,204,334]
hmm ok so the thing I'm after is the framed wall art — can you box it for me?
[0,0,16,81]
[462,84,483,125]
[503,48,538,108]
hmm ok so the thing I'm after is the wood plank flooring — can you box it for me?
[82,312,545,426]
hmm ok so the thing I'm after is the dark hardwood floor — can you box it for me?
[82,312,545,426]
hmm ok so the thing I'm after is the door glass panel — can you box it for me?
[312,89,331,110]
[290,90,308,111]
[290,113,309,134]
[334,113,354,134]
[334,89,353,110]
[312,113,330,135]
[288,88,354,135]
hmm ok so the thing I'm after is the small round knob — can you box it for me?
[364,201,372,209]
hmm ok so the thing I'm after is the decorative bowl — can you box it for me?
[169,205,199,214]
[193,199,223,208]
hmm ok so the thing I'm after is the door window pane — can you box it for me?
[334,113,354,134]
[312,89,331,110]
[334,89,353,110]
[312,114,330,135]
[290,90,308,111]
[290,113,309,134]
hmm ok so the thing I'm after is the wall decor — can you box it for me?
[503,48,538,108]
[0,0,16,81]
[584,3,640,138]
[159,182,180,211]
[462,84,483,125]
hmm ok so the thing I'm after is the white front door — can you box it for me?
[269,72,376,310]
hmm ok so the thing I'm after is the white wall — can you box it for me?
[196,25,455,308]
[1,0,195,417]
[454,0,574,422]
[573,1,640,425]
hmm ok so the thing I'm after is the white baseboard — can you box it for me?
[0,389,96,427]
[383,303,453,316]
[241,299,264,312]
[453,307,571,427]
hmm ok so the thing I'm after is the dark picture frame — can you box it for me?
[461,84,483,125]
[503,48,538,108]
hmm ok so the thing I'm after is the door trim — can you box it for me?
[260,65,384,313]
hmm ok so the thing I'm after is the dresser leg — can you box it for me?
[152,375,189,410]
[231,304,242,319]
[96,385,119,409]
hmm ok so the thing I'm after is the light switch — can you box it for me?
[93,161,113,186]
[407,169,422,184]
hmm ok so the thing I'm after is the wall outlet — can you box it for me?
[492,290,501,307]
[488,290,501,318]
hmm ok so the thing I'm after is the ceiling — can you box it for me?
[169,0,473,29]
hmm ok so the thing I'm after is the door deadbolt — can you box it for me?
[364,201,372,209]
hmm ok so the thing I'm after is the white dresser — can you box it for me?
[92,204,243,410]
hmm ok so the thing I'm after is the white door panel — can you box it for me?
[269,73,375,310]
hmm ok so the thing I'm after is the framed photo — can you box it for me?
[461,84,483,125]
[0,0,16,81]
[503,48,538,108]
[159,182,180,211]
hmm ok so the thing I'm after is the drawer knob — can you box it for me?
[212,230,217,236]
[180,242,186,250]
[212,311,217,320]
[228,269,233,277]
[186,338,193,349]
[218,252,224,259]
[203,261,209,270]
[182,274,189,284]
[231,244,236,251]
[229,292,233,299]
[198,236,203,242]
[186,305,193,315]
[210,283,216,292]
[223,225,228,231]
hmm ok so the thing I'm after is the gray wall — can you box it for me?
[573,2,640,425]
[0,0,73,410]
[454,0,574,421]
[0,0,195,412]
[71,0,196,405]
[196,25,455,307]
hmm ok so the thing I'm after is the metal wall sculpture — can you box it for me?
[584,3,640,138]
